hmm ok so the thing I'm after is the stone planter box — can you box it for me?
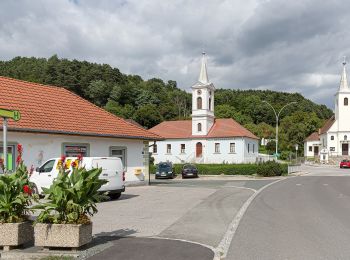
[34,223,92,248]
[0,221,34,250]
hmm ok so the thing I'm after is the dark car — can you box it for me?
[181,164,199,179]
[155,162,175,179]
[340,159,350,168]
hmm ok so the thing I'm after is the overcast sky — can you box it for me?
[1,0,349,108]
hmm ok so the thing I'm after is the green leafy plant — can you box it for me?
[257,161,288,177]
[34,156,108,224]
[0,144,34,223]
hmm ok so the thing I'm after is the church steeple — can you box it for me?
[191,53,215,136]
[198,52,209,84]
[339,56,349,91]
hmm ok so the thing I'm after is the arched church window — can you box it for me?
[198,123,202,132]
[197,90,202,95]
[209,98,212,110]
[197,97,202,109]
[344,97,348,106]
[345,135,348,141]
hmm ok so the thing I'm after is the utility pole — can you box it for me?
[262,101,297,158]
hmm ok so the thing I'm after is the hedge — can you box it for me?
[150,161,288,176]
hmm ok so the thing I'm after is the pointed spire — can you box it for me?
[198,52,209,84]
[339,56,349,91]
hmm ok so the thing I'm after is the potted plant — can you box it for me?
[0,144,34,251]
[33,156,107,249]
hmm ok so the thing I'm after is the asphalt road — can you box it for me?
[228,167,350,260]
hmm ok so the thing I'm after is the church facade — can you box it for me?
[304,60,350,161]
[149,53,259,164]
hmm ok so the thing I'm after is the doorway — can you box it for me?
[342,143,349,155]
[313,146,319,156]
[196,142,203,158]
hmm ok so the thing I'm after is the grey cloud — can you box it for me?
[0,0,349,109]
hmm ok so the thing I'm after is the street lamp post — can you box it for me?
[262,101,297,157]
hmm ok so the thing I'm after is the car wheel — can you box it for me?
[155,176,158,179]
[110,192,122,200]
[182,175,185,179]
[31,183,39,195]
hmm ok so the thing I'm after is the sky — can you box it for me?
[0,0,349,109]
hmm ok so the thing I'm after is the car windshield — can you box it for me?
[342,160,349,162]
[184,165,195,170]
[158,163,171,171]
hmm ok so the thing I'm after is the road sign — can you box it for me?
[0,108,21,121]
[1,108,21,172]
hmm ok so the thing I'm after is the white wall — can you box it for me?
[304,140,321,157]
[151,137,258,164]
[0,131,148,183]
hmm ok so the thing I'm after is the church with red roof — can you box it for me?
[149,53,259,164]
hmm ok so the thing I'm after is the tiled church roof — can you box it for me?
[149,118,258,139]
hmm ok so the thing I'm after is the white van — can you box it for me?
[30,157,125,199]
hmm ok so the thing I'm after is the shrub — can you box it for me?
[34,156,107,224]
[0,144,34,223]
[257,161,288,177]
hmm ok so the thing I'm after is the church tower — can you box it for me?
[191,52,215,136]
[335,58,350,131]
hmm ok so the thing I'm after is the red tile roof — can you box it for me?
[305,132,320,142]
[319,115,335,134]
[0,76,161,140]
[149,118,259,139]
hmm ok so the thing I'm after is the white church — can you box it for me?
[304,60,350,161]
[149,53,259,164]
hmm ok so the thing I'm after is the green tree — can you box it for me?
[133,104,163,129]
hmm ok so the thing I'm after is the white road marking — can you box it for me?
[296,183,302,186]
[224,185,257,192]
[323,184,329,186]
[216,178,287,259]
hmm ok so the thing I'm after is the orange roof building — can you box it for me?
[0,76,161,182]
[149,53,259,165]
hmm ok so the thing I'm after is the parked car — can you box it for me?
[30,157,125,199]
[155,162,175,179]
[181,164,199,178]
[340,159,350,168]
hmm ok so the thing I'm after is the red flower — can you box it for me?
[23,185,32,195]
[71,161,77,168]
[16,154,22,165]
[77,154,83,162]
[17,144,23,154]
[60,155,66,163]
[0,158,4,171]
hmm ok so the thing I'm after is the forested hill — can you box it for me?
[0,56,333,154]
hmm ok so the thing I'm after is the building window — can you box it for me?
[198,123,202,132]
[248,144,250,153]
[253,144,255,153]
[153,144,157,154]
[110,146,127,168]
[63,143,89,157]
[181,144,186,153]
[330,147,335,152]
[209,98,212,110]
[215,143,220,153]
[0,144,16,173]
[345,135,348,141]
[309,146,312,152]
[167,144,172,154]
[230,143,236,153]
[345,97,348,106]
[197,97,202,109]
[331,136,334,140]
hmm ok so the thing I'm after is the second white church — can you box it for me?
[149,53,259,164]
